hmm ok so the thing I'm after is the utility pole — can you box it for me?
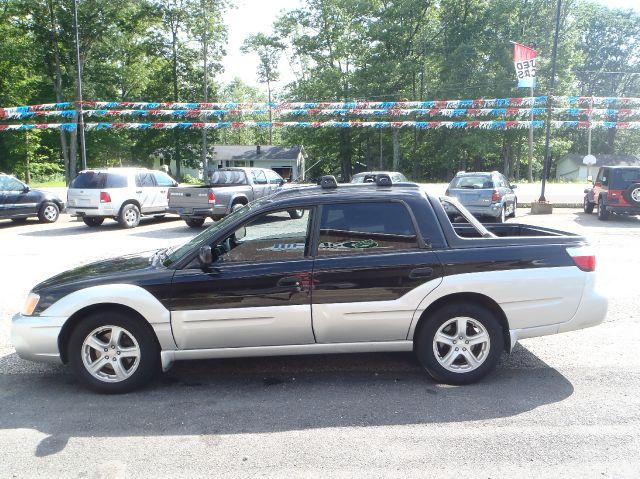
[528,85,534,182]
[72,0,87,171]
[538,0,562,203]
[201,0,209,173]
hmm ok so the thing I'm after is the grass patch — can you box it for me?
[29,180,67,188]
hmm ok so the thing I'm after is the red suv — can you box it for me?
[584,166,640,220]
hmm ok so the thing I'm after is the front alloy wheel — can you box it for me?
[38,202,60,223]
[68,310,159,393]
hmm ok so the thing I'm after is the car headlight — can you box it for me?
[22,293,40,316]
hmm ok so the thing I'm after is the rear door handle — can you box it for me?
[136,190,142,194]
[409,267,433,279]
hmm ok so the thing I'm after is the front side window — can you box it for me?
[153,172,176,187]
[317,202,419,256]
[252,170,267,185]
[1,177,25,191]
[267,171,283,184]
[216,208,312,264]
[136,172,155,187]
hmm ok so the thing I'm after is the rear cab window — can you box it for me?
[317,202,420,256]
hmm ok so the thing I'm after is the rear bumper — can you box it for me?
[167,205,227,218]
[605,204,640,215]
[11,313,66,364]
[444,202,503,218]
[68,206,116,217]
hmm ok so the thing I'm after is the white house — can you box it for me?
[556,154,640,181]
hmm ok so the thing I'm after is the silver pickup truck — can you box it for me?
[167,167,300,227]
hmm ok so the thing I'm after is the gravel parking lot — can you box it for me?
[1,208,639,478]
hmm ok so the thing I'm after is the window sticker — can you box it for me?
[258,239,383,253]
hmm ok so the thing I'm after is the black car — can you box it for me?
[0,173,65,223]
[583,166,640,220]
[12,175,606,393]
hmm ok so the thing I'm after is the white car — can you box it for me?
[67,168,178,228]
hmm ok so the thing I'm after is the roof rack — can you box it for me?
[318,174,420,190]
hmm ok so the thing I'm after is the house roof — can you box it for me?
[210,145,303,161]
[563,153,640,167]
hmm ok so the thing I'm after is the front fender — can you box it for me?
[41,283,176,349]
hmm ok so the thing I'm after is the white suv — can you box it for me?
[67,168,178,228]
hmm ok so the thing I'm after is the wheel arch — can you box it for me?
[58,303,160,363]
[119,199,142,214]
[411,292,511,353]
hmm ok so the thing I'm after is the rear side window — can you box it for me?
[105,173,128,188]
[318,202,419,256]
[210,170,248,185]
[612,169,640,188]
[450,176,493,189]
[136,172,156,187]
[70,172,106,189]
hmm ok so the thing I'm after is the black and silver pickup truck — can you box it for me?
[167,167,302,227]
[12,175,607,393]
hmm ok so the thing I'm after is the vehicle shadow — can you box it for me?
[0,343,573,457]
[18,216,182,238]
[574,212,640,228]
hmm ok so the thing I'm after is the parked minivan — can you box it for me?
[67,168,178,228]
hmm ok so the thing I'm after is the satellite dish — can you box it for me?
[583,154,597,165]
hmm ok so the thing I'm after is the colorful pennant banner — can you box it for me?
[551,121,640,129]
[0,123,77,131]
[553,96,640,106]
[552,108,640,117]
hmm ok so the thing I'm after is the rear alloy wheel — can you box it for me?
[185,218,205,228]
[597,200,609,221]
[38,201,60,223]
[83,217,104,227]
[415,303,503,385]
[118,203,141,228]
[68,310,159,393]
[288,209,304,219]
[583,197,594,214]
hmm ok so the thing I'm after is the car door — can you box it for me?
[169,207,316,349]
[311,201,443,343]
[134,172,157,213]
[250,169,270,199]
[3,176,36,217]
[152,171,178,210]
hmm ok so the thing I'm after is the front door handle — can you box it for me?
[277,276,302,288]
[136,190,142,194]
[409,267,433,279]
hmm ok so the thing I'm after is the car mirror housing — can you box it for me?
[198,245,213,266]
[23,185,30,193]
[511,185,517,189]
[235,226,247,240]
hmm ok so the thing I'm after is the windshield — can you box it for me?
[162,200,265,266]
[449,176,493,189]
[440,196,495,238]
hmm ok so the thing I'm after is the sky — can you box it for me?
[220,0,640,92]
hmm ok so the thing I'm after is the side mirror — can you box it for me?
[278,179,285,186]
[23,186,30,193]
[511,184,517,189]
[198,245,213,266]
[584,189,589,194]
[235,226,247,240]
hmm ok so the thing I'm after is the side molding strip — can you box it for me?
[160,340,413,371]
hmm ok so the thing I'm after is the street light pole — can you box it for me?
[538,0,562,202]
[72,0,87,171]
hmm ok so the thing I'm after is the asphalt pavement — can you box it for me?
[0,208,639,478]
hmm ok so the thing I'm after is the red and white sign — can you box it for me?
[514,43,537,88]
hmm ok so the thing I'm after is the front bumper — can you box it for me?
[11,313,67,364]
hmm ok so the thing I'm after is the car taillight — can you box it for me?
[607,190,621,204]
[100,191,111,203]
[208,191,216,204]
[566,246,596,272]
[491,189,501,202]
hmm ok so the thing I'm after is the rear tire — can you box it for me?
[38,201,60,223]
[118,203,141,228]
[496,206,506,223]
[509,200,517,218]
[83,217,104,227]
[583,197,594,214]
[67,310,159,394]
[415,302,503,385]
[185,218,205,228]
[597,200,609,221]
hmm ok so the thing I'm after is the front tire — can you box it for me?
[185,218,205,228]
[415,303,504,385]
[583,197,594,214]
[509,199,517,218]
[83,217,104,227]
[67,310,159,394]
[118,203,141,228]
[38,201,60,223]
